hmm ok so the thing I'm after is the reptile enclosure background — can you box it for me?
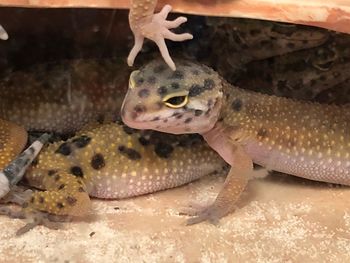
[0,5,350,263]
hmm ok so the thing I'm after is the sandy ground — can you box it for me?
[0,172,350,263]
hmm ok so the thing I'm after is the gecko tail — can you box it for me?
[0,133,51,198]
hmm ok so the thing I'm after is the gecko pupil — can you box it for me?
[165,96,186,106]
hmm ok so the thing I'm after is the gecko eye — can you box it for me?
[164,95,188,108]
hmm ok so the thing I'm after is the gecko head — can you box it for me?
[121,59,223,134]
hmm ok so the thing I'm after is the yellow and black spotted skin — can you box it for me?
[24,121,225,216]
[0,119,27,170]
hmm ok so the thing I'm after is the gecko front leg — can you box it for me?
[128,1,193,70]
[186,124,253,225]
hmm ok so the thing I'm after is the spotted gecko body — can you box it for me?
[8,121,224,218]
[0,59,129,134]
[0,59,224,229]
[0,119,27,170]
[121,59,350,224]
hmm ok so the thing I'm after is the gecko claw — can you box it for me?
[16,212,66,236]
[185,205,224,226]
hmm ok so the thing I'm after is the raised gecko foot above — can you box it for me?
[128,4,193,71]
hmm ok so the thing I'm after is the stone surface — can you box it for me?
[0,0,349,33]
[1,173,350,262]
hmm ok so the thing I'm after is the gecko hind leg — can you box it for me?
[0,171,91,234]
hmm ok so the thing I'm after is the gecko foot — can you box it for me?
[16,211,69,236]
[128,4,193,70]
[180,202,232,226]
[0,203,70,235]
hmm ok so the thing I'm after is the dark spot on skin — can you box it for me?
[231,99,243,111]
[72,135,91,148]
[90,232,95,237]
[78,187,85,192]
[138,88,150,98]
[155,142,174,158]
[123,125,136,135]
[169,70,184,79]
[54,174,61,181]
[163,119,168,123]
[56,202,64,209]
[71,166,84,177]
[192,70,199,75]
[257,127,268,138]
[178,134,202,147]
[147,76,156,84]
[184,118,192,124]
[171,82,180,89]
[66,196,77,206]
[158,86,168,96]
[204,79,215,90]
[189,84,203,97]
[271,24,295,36]
[194,110,203,116]
[132,105,146,119]
[134,104,146,113]
[58,184,65,190]
[32,158,38,166]
[48,170,58,176]
[39,196,44,203]
[176,114,183,119]
[22,202,28,208]
[136,77,144,85]
[207,99,213,107]
[118,145,142,160]
[152,116,160,121]
[154,64,166,73]
[91,153,105,170]
[30,197,35,203]
[138,136,150,146]
[55,142,71,156]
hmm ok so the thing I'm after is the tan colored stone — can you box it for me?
[1,173,350,262]
[0,0,349,33]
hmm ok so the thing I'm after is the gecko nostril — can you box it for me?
[132,104,147,119]
[134,104,146,113]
